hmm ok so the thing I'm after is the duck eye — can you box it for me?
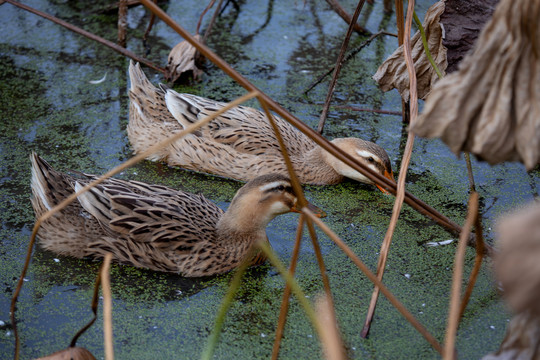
[277,185,285,191]
[367,157,375,163]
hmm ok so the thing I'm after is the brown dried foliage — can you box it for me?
[165,34,204,83]
[412,0,540,170]
[373,1,447,100]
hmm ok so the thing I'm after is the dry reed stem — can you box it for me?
[117,0,128,47]
[10,91,259,360]
[271,216,305,360]
[259,96,337,358]
[395,0,410,124]
[69,259,102,349]
[202,0,224,44]
[257,97,307,209]
[395,0,405,46]
[361,0,418,338]
[137,0,481,248]
[444,192,479,359]
[304,218,334,305]
[3,0,165,73]
[101,254,114,360]
[458,213,485,319]
[464,152,477,192]
[142,0,157,44]
[318,0,367,134]
[361,131,416,338]
[315,294,346,360]
[324,0,370,35]
[196,0,215,35]
[335,104,402,116]
[302,208,443,354]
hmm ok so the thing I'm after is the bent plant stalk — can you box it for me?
[117,0,127,47]
[362,0,419,338]
[362,2,480,338]
[458,213,485,320]
[102,254,114,360]
[444,192,479,359]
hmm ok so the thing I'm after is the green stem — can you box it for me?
[463,152,476,192]
[413,11,477,193]
[257,241,321,335]
[201,242,322,360]
[200,261,250,360]
[413,11,443,80]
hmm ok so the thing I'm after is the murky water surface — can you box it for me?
[1,1,538,358]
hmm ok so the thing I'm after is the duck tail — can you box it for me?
[128,60,155,92]
[30,152,54,211]
[30,152,78,214]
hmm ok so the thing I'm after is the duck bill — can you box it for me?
[291,202,327,218]
[375,170,395,194]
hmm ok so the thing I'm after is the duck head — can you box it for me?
[220,174,325,233]
[323,138,394,193]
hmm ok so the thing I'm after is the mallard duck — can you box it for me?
[30,153,323,277]
[127,61,394,192]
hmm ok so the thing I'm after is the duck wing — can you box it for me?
[75,178,223,253]
[164,90,314,156]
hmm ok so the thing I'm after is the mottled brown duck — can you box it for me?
[30,153,323,277]
[127,61,394,192]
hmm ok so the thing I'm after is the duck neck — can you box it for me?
[293,146,343,185]
[214,209,269,267]
[216,206,269,244]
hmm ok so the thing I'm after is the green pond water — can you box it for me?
[1,0,538,359]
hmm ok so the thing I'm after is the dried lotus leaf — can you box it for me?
[484,201,540,359]
[482,313,540,360]
[494,201,540,316]
[412,0,540,170]
[165,34,204,83]
[373,0,447,100]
